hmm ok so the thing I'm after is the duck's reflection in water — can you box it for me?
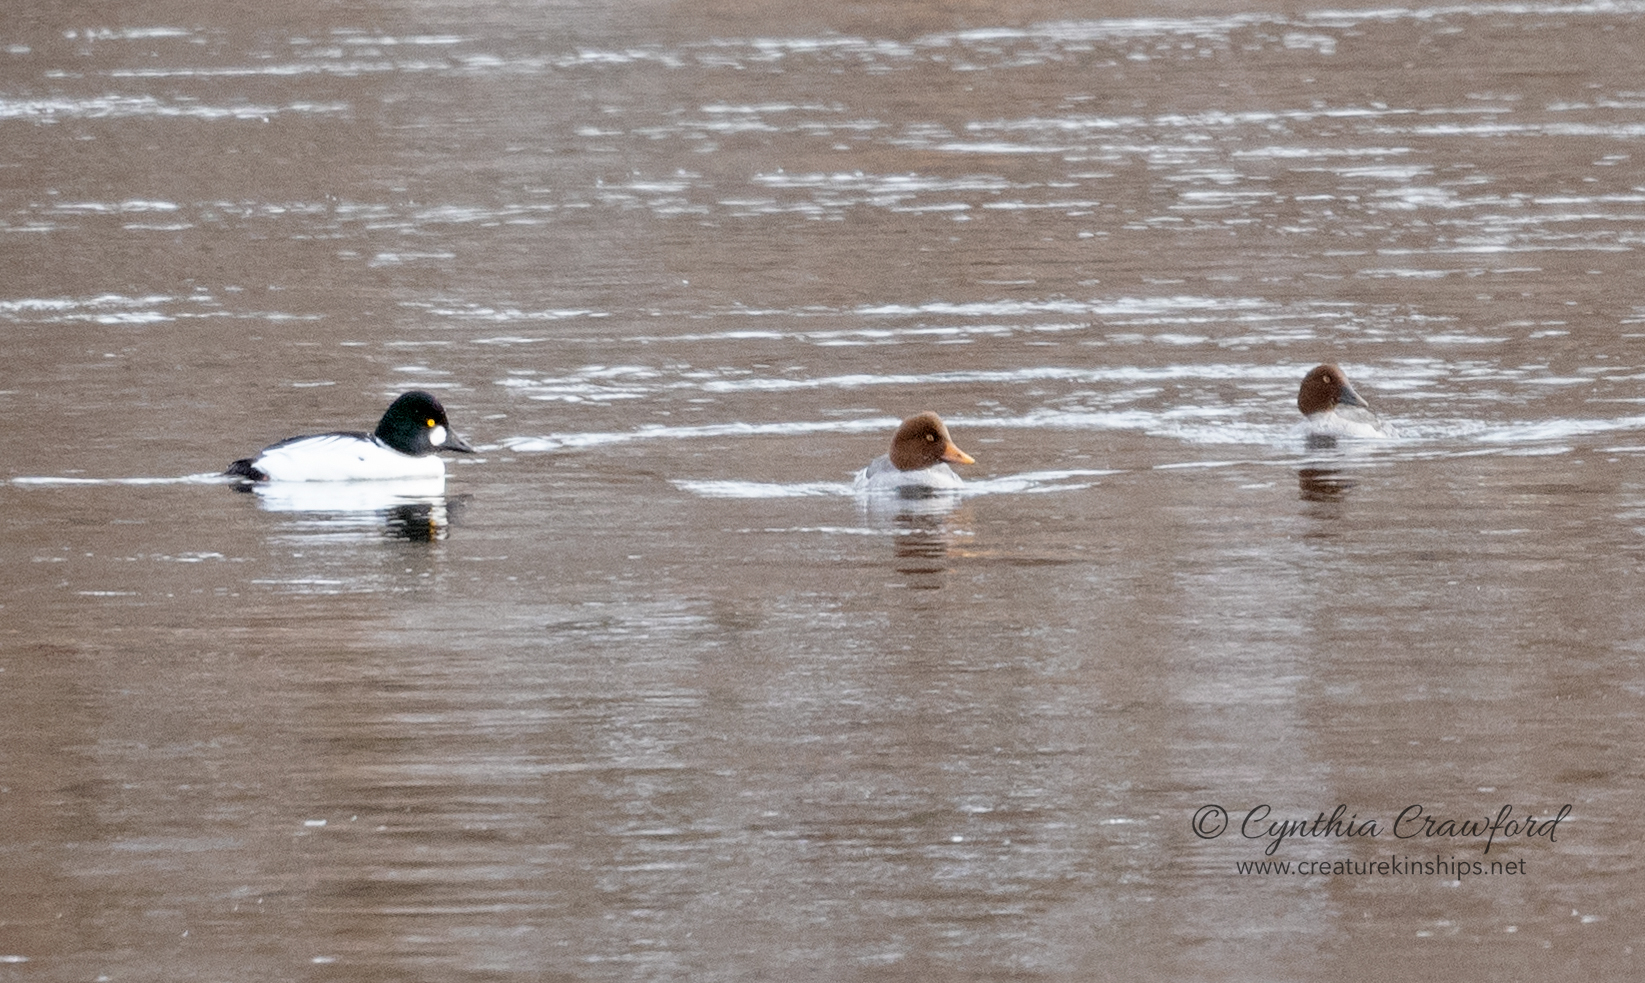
[236,477,469,541]
[1298,467,1358,532]
[379,499,470,542]
[858,490,973,590]
[1298,467,1356,503]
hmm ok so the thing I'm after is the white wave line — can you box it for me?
[12,473,231,486]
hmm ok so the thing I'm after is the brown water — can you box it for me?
[3,1,1644,980]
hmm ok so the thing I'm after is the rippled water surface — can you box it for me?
[4,2,1644,980]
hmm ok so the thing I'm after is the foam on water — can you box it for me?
[1471,415,1645,443]
[0,95,348,121]
[500,396,1645,467]
[12,474,232,487]
[503,417,901,453]
[959,468,1121,495]
[672,480,854,499]
[674,468,1116,501]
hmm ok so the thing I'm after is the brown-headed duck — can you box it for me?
[1297,364,1391,439]
[853,411,975,493]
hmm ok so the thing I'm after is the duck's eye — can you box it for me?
[925,433,935,442]
[426,418,437,428]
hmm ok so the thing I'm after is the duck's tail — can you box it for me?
[224,458,267,481]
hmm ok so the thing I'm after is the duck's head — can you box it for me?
[376,390,475,456]
[1297,364,1371,417]
[888,412,974,471]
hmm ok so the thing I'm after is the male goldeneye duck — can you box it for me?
[1297,364,1392,440]
[853,411,975,495]
[226,390,474,482]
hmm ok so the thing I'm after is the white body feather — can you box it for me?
[1301,405,1394,439]
[250,434,447,482]
[852,454,964,493]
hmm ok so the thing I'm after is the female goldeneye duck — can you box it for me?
[853,411,975,495]
[1297,364,1392,441]
[226,390,474,482]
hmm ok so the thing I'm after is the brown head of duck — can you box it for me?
[888,412,974,471]
[1297,364,1372,417]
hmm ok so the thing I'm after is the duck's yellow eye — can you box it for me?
[925,433,935,442]
[427,418,437,428]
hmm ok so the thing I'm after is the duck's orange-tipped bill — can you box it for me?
[942,443,975,465]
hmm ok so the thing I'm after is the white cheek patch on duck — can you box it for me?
[430,425,447,446]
